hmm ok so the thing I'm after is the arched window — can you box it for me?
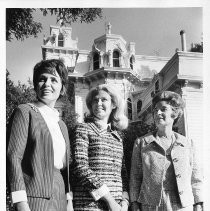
[93,52,100,70]
[58,33,64,47]
[127,98,132,120]
[137,100,142,113]
[113,50,120,67]
[130,56,134,69]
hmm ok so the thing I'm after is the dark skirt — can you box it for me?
[28,168,67,211]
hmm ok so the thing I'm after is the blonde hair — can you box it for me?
[86,84,128,130]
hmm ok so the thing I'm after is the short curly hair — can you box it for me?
[33,59,68,95]
[152,91,185,124]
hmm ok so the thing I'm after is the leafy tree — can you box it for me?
[190,42,203,53]
[60,80,78,136]
[6,70,37,123]
[6,8,102,41]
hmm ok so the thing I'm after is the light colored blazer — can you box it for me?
[7,104,71,198]
[129,132,203,207]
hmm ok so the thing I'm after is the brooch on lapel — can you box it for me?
[27,103,39,113]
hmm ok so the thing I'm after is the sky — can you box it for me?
[6,7,203,85]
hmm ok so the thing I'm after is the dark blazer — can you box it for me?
[7,103,71,199]
[129,132,203,207]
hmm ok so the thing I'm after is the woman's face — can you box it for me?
[36,71,62,108]
[91,90,116,122]
[153,101,176,128]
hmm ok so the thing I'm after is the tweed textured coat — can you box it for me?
[7,104,71,203]
[72,122,128,211]
[129,132,203,208]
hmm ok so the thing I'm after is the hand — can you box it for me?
[131,201,141,211]
[15,201,30,211]
[101,193,121,211]
[67,199,74,211]
[121,200,129,211]
[108,200,121,211]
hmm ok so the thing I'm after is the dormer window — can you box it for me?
[93,52,100,70]
[113,50,120,67]
[58,33,64,47]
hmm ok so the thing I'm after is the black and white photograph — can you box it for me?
[1,1,210,211]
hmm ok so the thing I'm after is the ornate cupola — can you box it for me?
[41,20,79,73]
[84,22,140,87]
[90,22,136,71]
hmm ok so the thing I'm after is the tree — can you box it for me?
[190,42,203,53]
[6,8,102,41]
[6,70,37,123]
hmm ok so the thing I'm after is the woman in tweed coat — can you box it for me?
[129,91,203,211]
[7,59,73,211]
[72,84,129,211]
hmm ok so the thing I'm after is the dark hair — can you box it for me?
[33,59,68,93]
[152,91,185,124]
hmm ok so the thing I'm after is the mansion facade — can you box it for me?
[41,23,203,144]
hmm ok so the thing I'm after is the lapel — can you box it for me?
[28,103,54,149]
[88,122,121,141]
[58,120,70,192]
[88,122,107,136]
[173,132,188,147]
[144,132,188,147]
[58,121,70,162]
[144,133,157,144]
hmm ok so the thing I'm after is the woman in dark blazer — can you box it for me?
[7,59,74,211]
[72,84,129,211]
[130,91,203,211]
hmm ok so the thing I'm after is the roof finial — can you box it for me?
[106,22,112,34]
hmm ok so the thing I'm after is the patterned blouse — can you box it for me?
[71,121,128,211]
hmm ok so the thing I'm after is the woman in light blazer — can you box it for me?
[7,59,74,211]
[129,91,203,211]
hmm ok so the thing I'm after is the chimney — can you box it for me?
[180,30,187,51]
[129,42,136,54]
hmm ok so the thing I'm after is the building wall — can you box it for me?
[179,53,203,77]
[74,50,90,74]
[135,55,169,80]
[75,85,89,122]
[182,84,203,143]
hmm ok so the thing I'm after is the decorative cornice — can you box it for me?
[177,74,203,82]
[41,45,78,52]
[94,34,126,45]
[135,55,170,62]
[160,51,203,76]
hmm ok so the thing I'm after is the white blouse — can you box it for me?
[37,102,67,169]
